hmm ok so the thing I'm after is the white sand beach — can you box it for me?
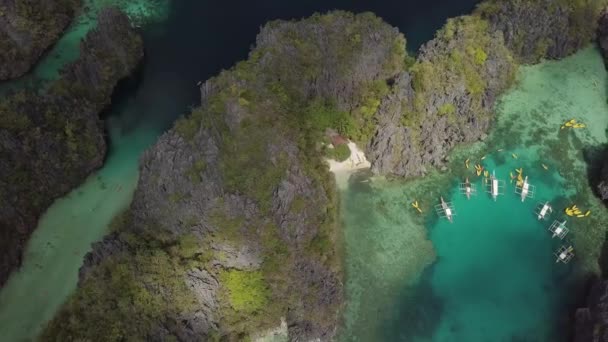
[325,141,371,189]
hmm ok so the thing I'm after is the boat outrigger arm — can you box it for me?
[555,245,574,264]
[515,176,536,202]
[548,220,569,239]
[459,178,477,200]
[435,196,456,223]
[535,201,553,220]
[485,170,505,201]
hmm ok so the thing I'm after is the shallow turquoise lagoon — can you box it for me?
[428,158,570,342]
[341,46,608,341]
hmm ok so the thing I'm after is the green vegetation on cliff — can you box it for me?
[476,0,607,63]
[0,7,143,289]
[0,0,81,80]
[43,230,198,341]
[407,15,517,127]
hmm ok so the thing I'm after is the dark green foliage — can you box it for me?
[220,119,288,213]
[0,0,81,80]
[302,100,355,138]
[43,243,198,341]
[326,144,351,162]
[186,159,206,183]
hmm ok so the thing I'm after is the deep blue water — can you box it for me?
[118,0,480,133]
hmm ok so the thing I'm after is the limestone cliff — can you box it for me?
[44,11,405,341]
[367,15,516,177]
[367,0,605,178]
[0,0,80,80]
[478,0,604,64]
[575,280,608,342]
[0,7,143,286]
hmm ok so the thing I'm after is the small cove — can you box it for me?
[340,46,608,341]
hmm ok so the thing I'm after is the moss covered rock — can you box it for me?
[41,10,413,342]
[0,7,143,287]
[0,0,81,80]
[477,0,606,64]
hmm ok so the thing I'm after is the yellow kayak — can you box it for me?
[411,201,422,213]
[481,155,486,160]
[484,170,489,178]
[541,163,548,170]
[577,214,585,218]
[465,159,470,169]
[585,210,591,216]
[515,168,523,174]
[512,153,518,159]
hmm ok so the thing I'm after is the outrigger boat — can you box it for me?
[548,220,569,239]
[534,201,553,220]
[515,176,536,202]
[435,196,456,223]
[485,170,505,201]
[554,245,574,264]
[459,177,477,200]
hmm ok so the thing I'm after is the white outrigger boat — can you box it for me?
[548,220,569,239]
[554,245,574,264]
[435,196,456,223]
[484,170,505,201]
[515,176,536,202]
[534,201,553,220]
[458,177,477,200]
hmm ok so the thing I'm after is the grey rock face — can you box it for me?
[575,280,608,342]
[254,11,404,113]
[367,19,515,177]
[478,0,602,64]
[0,0,80,80]
[600,9,608,65]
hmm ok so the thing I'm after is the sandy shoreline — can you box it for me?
[325,141,371,189]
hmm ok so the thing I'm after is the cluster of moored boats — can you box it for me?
[414,169,581,264]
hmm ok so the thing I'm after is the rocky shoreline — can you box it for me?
[367,0,604,178]
[0,7,143,286]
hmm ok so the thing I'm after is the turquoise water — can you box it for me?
[341,46,608,341]
[428,158,568,342]
[0,0,169,93]
[0,1,170,339]
[0,126,158,341]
